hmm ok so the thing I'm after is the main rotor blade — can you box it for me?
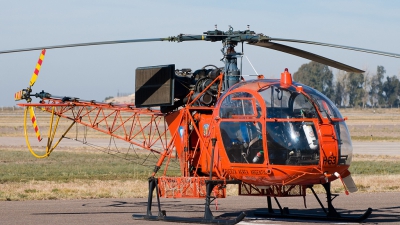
[0,38,171,54]
[267,37,400,59]
[249,41,364,73]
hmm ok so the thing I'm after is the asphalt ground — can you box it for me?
[0,193,399,225]
[1,138,399,224]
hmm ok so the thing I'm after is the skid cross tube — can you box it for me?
[133,178,245,224]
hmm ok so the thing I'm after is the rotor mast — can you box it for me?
[177,25,264,89]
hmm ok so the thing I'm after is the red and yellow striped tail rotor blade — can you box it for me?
[14,90,23,101]
[29,49,46,87]
[29,107,42,142]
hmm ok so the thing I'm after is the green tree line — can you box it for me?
[293,61,400,108]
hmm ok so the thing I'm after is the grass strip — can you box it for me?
[0,149,180,184]
[2,149,400,201]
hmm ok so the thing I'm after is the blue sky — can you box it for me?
[1,0,399,106]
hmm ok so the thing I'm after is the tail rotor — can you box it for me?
[14,49,46,103]
[16,49,46,143]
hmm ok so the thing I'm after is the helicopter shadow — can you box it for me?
[30,198,400,224]
[363,205,400,224]
[33,199,208,216]
[215,206,400,224]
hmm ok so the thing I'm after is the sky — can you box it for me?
[1,0,400,107]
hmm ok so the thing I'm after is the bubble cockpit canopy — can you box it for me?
[217,80,353,166]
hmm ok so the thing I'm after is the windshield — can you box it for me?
[218,84,351,166]
[219,91,261,118]
[220,121,264,164]
[266,120,319,165]
[300,85,352,165]
[259,86,318,119]
[334,121,353,165]
[219,91,264,164]
[258,86,320,165]
[300,85,343,119]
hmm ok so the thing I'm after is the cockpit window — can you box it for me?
[258,85,320,165]
[260,86,290,108]
[259,86,318,119]
[267,121,319,165]
[219,92,261,118]
[219,91,263,164]
[220,121,264,164]
[301,86,343,119]
[335,121,353,165]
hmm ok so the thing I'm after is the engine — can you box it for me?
[135,64,223,113]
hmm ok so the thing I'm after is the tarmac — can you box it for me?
[0,193,399,224]
[0,138,399,224]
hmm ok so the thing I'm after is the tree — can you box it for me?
[369,65,385,107]
[333,71,347,107]
[293,61,334,99]
[362,70,371,108]
[333,81,344,106]
[346,72,365,107]
[382,75,400,107]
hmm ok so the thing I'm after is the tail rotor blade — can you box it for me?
[29,107,42,142]
[29,49,46,87]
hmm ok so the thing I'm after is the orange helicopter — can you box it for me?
[2,25,400,224]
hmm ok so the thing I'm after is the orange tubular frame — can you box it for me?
[19,100,172,155]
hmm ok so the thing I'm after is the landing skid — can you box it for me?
[132,177,246,224]
[254,182,372,222]
[132,214,246,225]
[254,208,372,222]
